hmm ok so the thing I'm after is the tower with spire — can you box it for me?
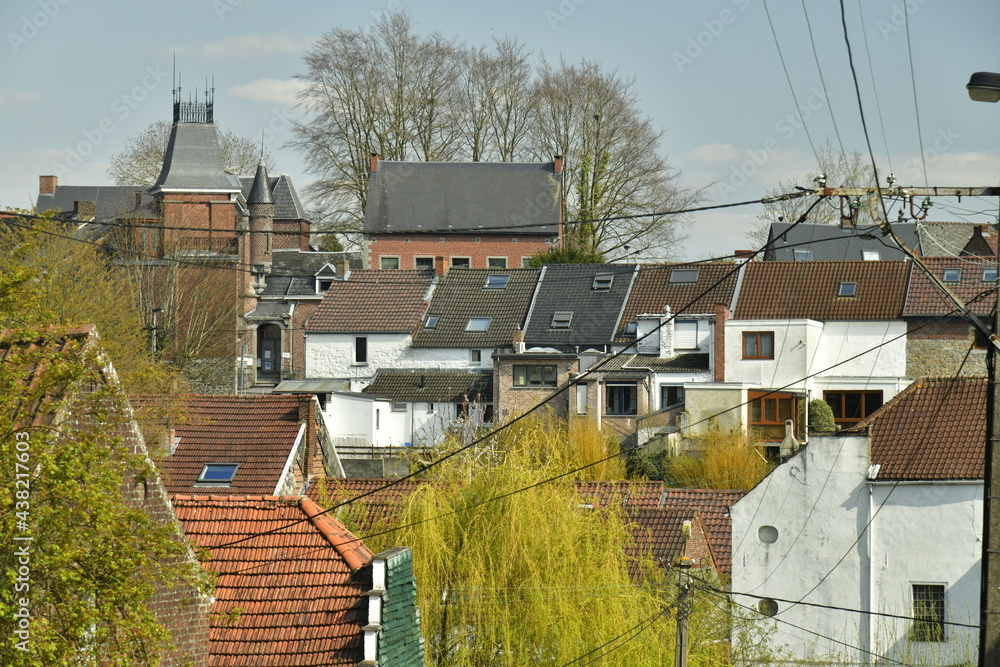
[248,157,274,295]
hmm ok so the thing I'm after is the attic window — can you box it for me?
[465,317,491,332]
[838,282,857,297]
[592,274,614,290]
[484,274,510,289]
[551,311,573,328]
[942,268,962,283]
[624,321,637,335]
[425,315,439,329]
[669,268,700,283]
[861,250,881,261]
[317,279,333,292]
[197,463,238,486]
[793,249,813,261]
[983,268,998,282]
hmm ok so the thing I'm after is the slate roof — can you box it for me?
[733,260,909,320]
[172,495,372,666]
[154,122,243,191]
[594,353,710,374]
[306,270,434,333]
[363,370,492,403]
[616,263,739,341]
[412,268,540,348]
[902,256,996,317]
[260,250,363,298]
[36,185,155,221]
[239,173,308,220]
[364,160,561,235]
[662,488,748,578]
[137,394,304,495]
[764,222,918,261]
[861,377,985,481]
[523,264,637,347]
[245,301,293,321]
[918,221,998,257]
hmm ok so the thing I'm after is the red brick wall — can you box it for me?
[366,233,552,270]
[160,193,239,252]
[494,356,577,421]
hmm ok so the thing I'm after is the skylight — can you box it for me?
[861,250,880,261]
[838,282,857,297]
[425,315,439,329]
[465,317,491,332]
[942,268,962,283]
[592,274,614,290]
[484,274,510,289]
[793,249,813,262]
[197,463,238,486]
[983,268,998,283]
[669,268,700,283]
[551,311,573,328]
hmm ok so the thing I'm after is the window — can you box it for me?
[942,268,962,283]
[424,315,439,329]
[823,390,883,426]
[470,349,482,364]
[983,267,998,282]
[484,274,510,289]
[758,599,779,617]
[911,584,945,642]
[743,332,774,359]
[521,256,533,268]
[660,385,685,410]
[380,256,400,270]
[354,336,368,364]
[197,463,238,486]
[606,383,638,415]
[675,321,698,349]
[838,282,857,297]
[391,402,407,412]
[450,256,471,269]
[669,268,700,283]
[748,391,796,441]
[576,383,588,415]
[793,249,813,261]
[513,364,557,387]
[415,256,434,270]
[551,311,573,328]
[317,279,333,292]
[465,317,491,332]
[487,257,508,269]
[592,274,614,290]
[623,321,637,336]
[862,249,881,261]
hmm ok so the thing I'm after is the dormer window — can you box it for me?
[624,321,637,336]
[942,268,962,283]
[465,317,491,332]
[425,315,439,329]
[197,463,238,486]
[592,274,614,290]
[861,250,880,261]
[838,282,857,297]
[317,279,333,293]
[551,311,573,329]
[669,268,700,283]
[484,274,510,289]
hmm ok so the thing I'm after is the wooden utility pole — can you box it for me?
[675,556,692,667]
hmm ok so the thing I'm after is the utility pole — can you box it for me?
[675,519,693,667]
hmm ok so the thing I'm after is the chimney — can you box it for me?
[336,259,351,280]
[513,329,526,354]
[370,152,380,174]
[553,155,563,174]
[434,255,447,277]
[299,395,318,479]
[734,249,755,260]
[39,175,57,195]
[713,304,729,382]
[72,200,96,221]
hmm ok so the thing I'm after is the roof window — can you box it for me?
[861,250,880,261]
[484,274,510,289]
[465,317,491,332]
[551,311,573,329]
[197,463,238,486]
[983,268,998,283]
[793,249,813,262]
[669,268,700,283]
[592,274,614,290]
[425,315,439,329]
[838,282,857,297]
[942,268,962,283]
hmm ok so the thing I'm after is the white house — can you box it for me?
[731,377,983,665]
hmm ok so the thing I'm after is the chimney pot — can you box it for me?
[39,175,58,195]
[553,155,563,174]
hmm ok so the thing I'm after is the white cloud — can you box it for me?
[229,78,307,106]
[0,88,41,106]
[685,143,740,164]
[174,31,300,59]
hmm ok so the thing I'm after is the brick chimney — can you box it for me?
[72,200,96,221]
[553,155,563,174]
[714,304,729,382]
[434,256,447,277]
[336,259,351,280]
[39,175,57,195]
[513,329,526,354]
[299,395,318,479]
[370,152,380,174]
[734,249,755,260]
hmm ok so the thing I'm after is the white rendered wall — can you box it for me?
[306,332,411,378]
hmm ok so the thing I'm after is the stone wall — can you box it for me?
[184,357,236,394]
[907,318,987,378]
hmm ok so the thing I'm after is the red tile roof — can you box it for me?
[309,478,433,535]
[625,508,709,579]
[662,488,748,578]
[734,261,909,320]
[574,480,664,510]
[862,377,985,481]
[306,270,434,333]
[137,394,304,495]
[902,256,996,317]
[172,494,374,667]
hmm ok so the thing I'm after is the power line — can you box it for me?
[854,0,894,174]
[903,2,929,187]
[800,0,847,159]
[560,605,670,667]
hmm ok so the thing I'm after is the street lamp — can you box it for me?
[970,70,1000,667]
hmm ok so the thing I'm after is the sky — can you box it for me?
[1,0,998,260]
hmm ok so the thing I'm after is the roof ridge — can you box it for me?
[299,496,373,571]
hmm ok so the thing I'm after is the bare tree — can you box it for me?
[106,120,273,186]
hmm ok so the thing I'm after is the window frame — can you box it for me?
[942,268,962,283]
[450,256,471,269]
[414,256,435,270]
[823,390,884,427]
[983,267,998,282]
[391,402,407,412]
[742,331,775,359]
[605,382,638,416]
[669,268,701,283]
[196,463,239,486]
[521,256,533,268]
[424,315,439,329]
[838,282,857,297]
[911,584,946,642]
[483,274,510,289]
[487,257,508,269]
[592,274,614,290]
[470,349,482,365]
[748,391,797,441]
[793,249,813,262]
[512,364,558,388]
[379,256,400,270]
[861,249,881,261]
[354,336,368,365]
[465,317,491,332]
[551,311,574,329]
[660,384,685,410]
